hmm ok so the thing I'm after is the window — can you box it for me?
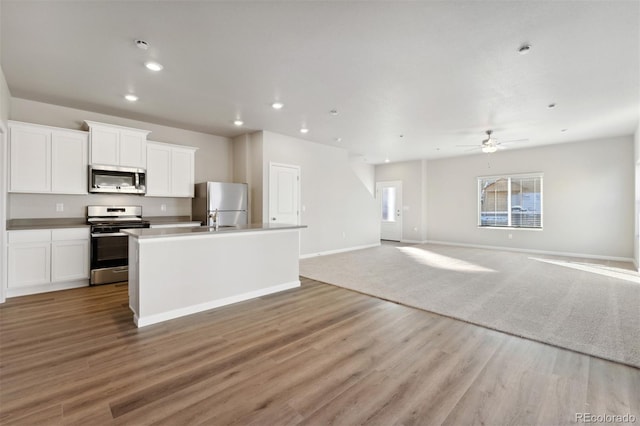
[381,187,397,222]
[478,173,543,228]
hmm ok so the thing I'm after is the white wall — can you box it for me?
[375,160,428,242]
[349,154,375,195]
[8,98,233,218]
[427,136,634,260]
[261,131,379,256]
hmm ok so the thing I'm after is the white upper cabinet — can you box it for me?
[9,121,88,194]
[85,121,150,168]
[146,142,172,196]
[89,124,119,165]
[171,147,195,197]
[51,131,88,194]
[146,141,197,197]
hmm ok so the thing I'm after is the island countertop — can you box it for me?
[123,223,306,239]
[127,222,304,327]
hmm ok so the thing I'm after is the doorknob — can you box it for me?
[271,217,276,221]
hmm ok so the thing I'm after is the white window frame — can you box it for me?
[477,172,543,230]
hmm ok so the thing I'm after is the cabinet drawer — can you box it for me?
[8,230,51,244]
[52,228,90,241]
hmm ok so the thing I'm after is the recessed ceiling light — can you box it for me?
[335,137,342,142]
[561,128,568,132]
[135,39,149,50]
[547,103,557,109]
[233,119,244,126]
[330,109,338,116]
[518,44,532,55]
[384,158,390,163]
[300,128,309,134]
[145,61,164,72]
[124,94,138,102]
[272,102,284,110]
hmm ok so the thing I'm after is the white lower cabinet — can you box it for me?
[7,228,90,296]
[51,228,89,283]
[8,243,51,288]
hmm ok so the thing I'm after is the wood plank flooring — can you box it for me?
[1,278,638,425]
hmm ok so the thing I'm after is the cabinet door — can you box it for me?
[8,243,51,287]
[9,125,51,192]
[146,143,172,196]
[52,240,89,282]
[91,126,120,165]
[171,148,195,197]
[119,130,147,168]
[52,131,88,194]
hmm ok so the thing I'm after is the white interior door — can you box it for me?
[376,181,402,241]
[269,163,300,225]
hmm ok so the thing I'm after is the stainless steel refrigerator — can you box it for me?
[192,182,248,226]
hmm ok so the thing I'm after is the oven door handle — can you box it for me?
[91,232,128,237]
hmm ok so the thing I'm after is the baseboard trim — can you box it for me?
[135,280,301,327]
[7,279,89,298]
[425,240,634,263]
[299,243,381,259]
[400,239,428,244]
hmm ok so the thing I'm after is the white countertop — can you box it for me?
[123,223,306,239]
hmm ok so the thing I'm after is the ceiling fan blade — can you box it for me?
[456,144,480,147]
[500,138,529,144]
[465,147,481,152]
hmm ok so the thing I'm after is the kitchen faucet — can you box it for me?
[208,209,219,230]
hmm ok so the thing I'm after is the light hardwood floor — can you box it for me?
[1,278,638,425]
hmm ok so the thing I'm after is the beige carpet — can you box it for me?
[300,243,640,368]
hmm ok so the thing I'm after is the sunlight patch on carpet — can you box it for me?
[529,257,640,284]
[397,246,497,273]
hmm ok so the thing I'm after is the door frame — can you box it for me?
[376,180,403,241]
[1,124,7,303]
[268,162,301,225]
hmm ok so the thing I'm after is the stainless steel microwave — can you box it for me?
[89,165,146,195]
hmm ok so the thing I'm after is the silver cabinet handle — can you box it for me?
[91,232,127,237]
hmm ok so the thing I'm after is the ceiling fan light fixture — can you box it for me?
[482,145,498,154]
[145,61,164,72]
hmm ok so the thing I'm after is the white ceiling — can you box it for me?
[2,1,638,164]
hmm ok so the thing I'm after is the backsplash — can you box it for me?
[8,193,191,218]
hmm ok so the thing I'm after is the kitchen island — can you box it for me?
[123,223,306,327]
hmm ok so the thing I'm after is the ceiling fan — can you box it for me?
[458,130,528,153]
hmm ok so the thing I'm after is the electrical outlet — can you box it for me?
[161,204,167,212]
[56,203,64,212]
[508,233,513,239]
[414,227,418,232]
[342,231,346,238]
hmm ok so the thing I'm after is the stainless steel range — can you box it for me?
[87,205,150,285]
